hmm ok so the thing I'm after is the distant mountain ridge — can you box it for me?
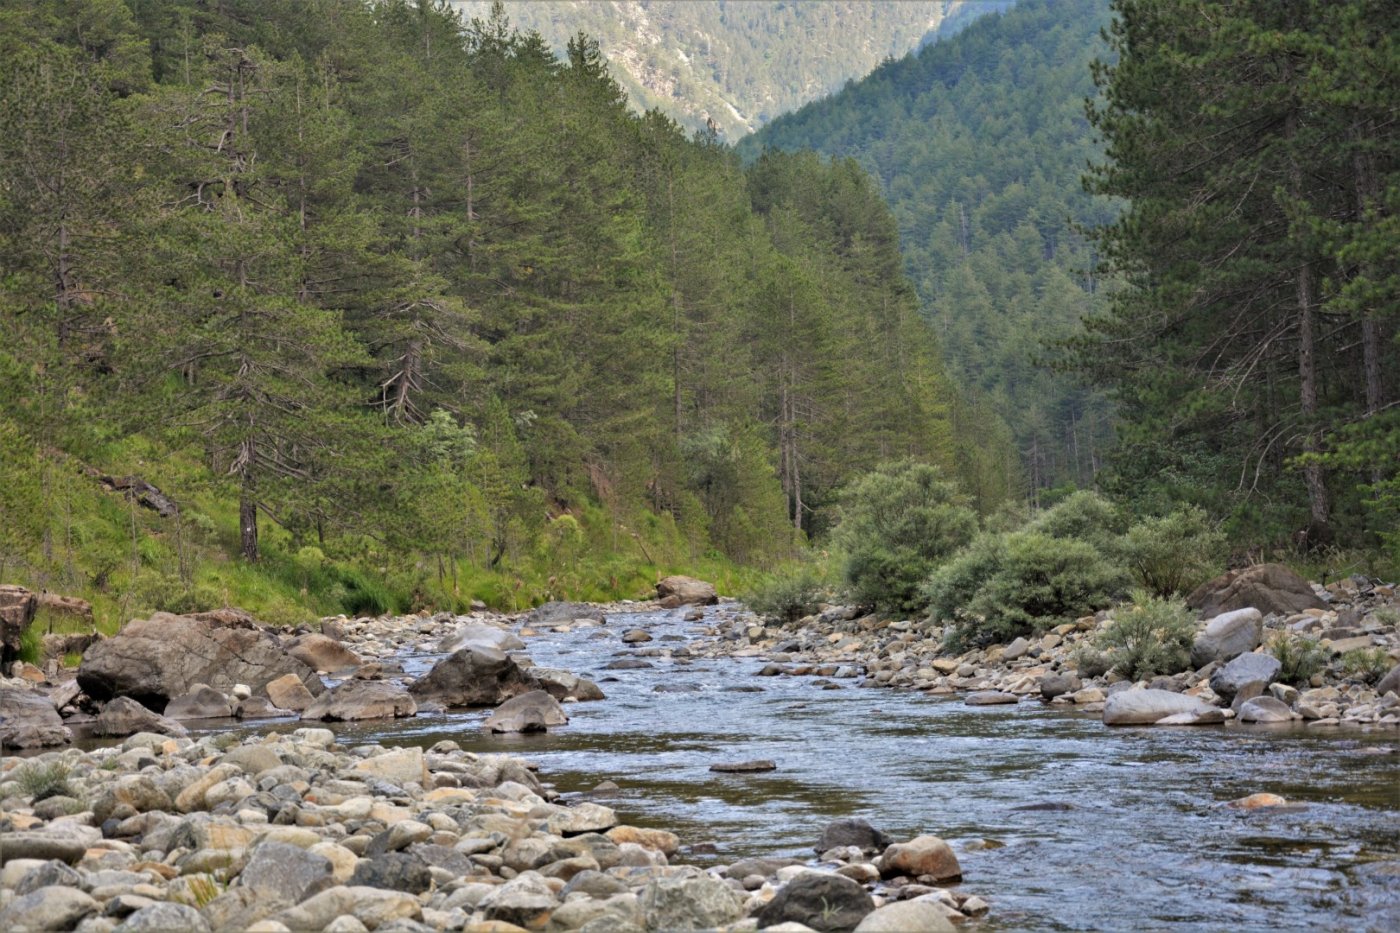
[451,1,1004,138]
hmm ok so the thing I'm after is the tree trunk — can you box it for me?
[239,481,258,562]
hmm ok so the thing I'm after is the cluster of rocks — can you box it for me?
[0,731,980,932]
[695,564,1400,730]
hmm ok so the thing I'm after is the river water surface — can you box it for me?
[228,604,1399,931]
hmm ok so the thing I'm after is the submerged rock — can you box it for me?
[709,759,776,773]
[407,644,538,708]
[483,689,568,733]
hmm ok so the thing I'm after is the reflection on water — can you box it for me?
[204,605,1400,932]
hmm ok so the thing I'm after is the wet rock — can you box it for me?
[1103,688,1218,726]
[77,611,324,705]
[235,696,295,719]
[91,696,188,738]
[525,602,606,627]
[965,690,1018,705]
[621,629,652,644]
[483,689,568,733]
[0,686,72,748]
[709,759,776,772]
[879,835,961,882]
[0,885,99,931]
[163,685,234,720]
[532,668,605,702]
[1237,696,1294,723]
[265,672,316,712]
[285,633,362,673]
[1227,792,1288,810]
[407,645,539,708]
[1209,652,1283,703]
[1155,708,1227,726]
[1191,608,1264,668]
[816,817,889,854]
[853,900,956,932]
[656,576,718,609]
[639,871,744,930]
[239,840,335,903]
[437,622,524,655]
[1188,563,1327,617]
[757,871,875,932]
[301,680,416,721]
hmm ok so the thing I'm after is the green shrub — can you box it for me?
[1117,506,1225,597]
[1340,647,1392,684]
[15,760,75,802]
[1268,634,1329,686]
[831,461,977,615]
[745,569,827,624]
[1071,644,1113,678]
[1096,592,1196,681]
[1027,490,1126,550]
[928,529,1127,644]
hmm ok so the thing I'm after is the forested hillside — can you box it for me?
[0,0,998,627]
[742,0,1115,498]
[452,0,988,139]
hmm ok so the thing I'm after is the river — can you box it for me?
[206,603,1400,931]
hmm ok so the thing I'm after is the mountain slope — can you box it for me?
[742,0,1115,497]
[452,1,998,139]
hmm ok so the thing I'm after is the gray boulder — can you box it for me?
[301,680,416,721]
[239,841,335,903]
[284,633,362,673]
[163,685,234,720]
[115,902,210,932]
[349,852,432,894]
[77,611,324,706]
[1041,672,1082,700]
[483,689,568,733]
[478,872,560,928]
[854,900,956,933]
[756,871,875,932]
[816,817,888,854]
[1191,608,1264,668]
[0,885,99,931]
[0,686,72,749]
[533,668,606,701]
[1376,662,1400,697]
[1187,563,1326,617]
[1237,696,1294,723]
[965,690,1018,705]
[0,825,100,864]
[438,622,525,654]
[1209,652,1283,702]
[1102,688,1218,726]
[656,575,718,608]
[92,696,188,738]
[639,871,745,931]
[407,645,539,708]
[0,584,38,666]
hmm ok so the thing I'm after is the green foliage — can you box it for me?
[1071,643,1113,679]
[1118,506,1225,597]
[1340,648,1393,685]
[831,461,977,615]
[1027,490,1126,551]
[744,568,829,625]
[16,624,43,667]
[14,760,74,802]
[1095,592,1196,681]
[1268,634,1330,687]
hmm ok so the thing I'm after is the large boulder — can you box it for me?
[0,686,72,749]
[438,622,525,654]
[265,672,316,712]
[532,668,606,702]
[0,886,99,931]
[854,900,956,933]
[1103,688,1218,726]
[407,644,539,708]
[1190,608,1264,668]
[91,696,188,738]
[284,633,361,673]
[1187,563,1326,617]
[1237,695,1294,723]
[0,584,38,666]
[163,685,234,721]
[757,871,875,932]
[301,680,416,721]
[483,689,568,733]
[879,836,961,882]
[639,871,745,931]
[238,841,335,903]
[1376,662,1400,697]
[1209,652,1283,703]
[77,612,324,708]
[816,817,888,854]
[656,575,718,608]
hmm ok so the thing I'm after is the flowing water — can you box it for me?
[220,605,1399,931]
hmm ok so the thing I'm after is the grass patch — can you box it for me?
[14,760,75,802]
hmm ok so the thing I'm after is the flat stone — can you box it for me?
[965,690,1018,705]
[163,685,234,720]
[352,746,426,786]
[709,760,776,772]
[301,680,416,721]
[1155,708,1226,725]
[0,885,100,931]
[1103,688,1217,726]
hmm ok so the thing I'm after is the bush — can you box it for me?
[1340,648,1392,684]
[831,461,977,615]
[1096,592,1196,681]
[1268,634,1329,686]
[928,529,1127,645]
[1117,506,1225,597]
[15,760,75,802]
[1027,490,1126,550]
[744,569,828,624]
[1071,644,1113,678]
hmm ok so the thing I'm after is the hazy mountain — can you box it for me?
[451,1,1003,139]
